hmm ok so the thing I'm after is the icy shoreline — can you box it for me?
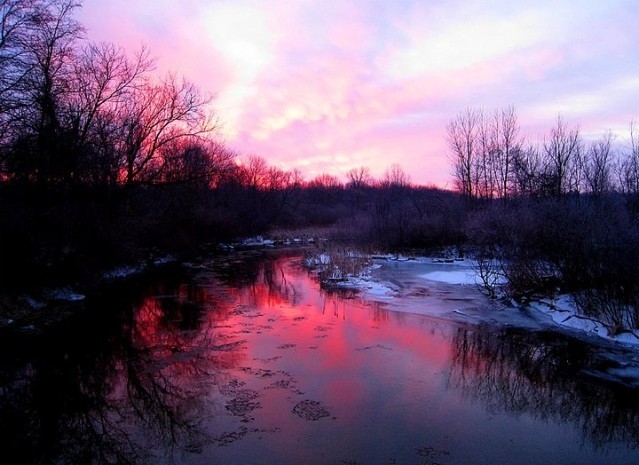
[325,254,639,348]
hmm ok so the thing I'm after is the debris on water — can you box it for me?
[224,389,261,418]
[213,426,281,447]
[211,340,247,352]
[219,379,262,421]
[266,378,295,390]
[416,446,451,464]
[356,344,393,351]
[213,427,252,446]
[239,367,277,378]
[277,343,296,349]
[292,399,331,421]
[253,356,282,363]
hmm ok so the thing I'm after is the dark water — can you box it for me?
[2,250,639,465]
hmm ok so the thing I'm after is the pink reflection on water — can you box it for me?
[124,253,639,464]
[192,256,454,428]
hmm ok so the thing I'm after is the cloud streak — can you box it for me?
[79,0,639,185]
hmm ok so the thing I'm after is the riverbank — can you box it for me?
[0,237,311,335]
[0,255,183,335]
[304,250,639,347]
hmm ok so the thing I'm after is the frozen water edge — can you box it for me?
[338,257,639,349]
[46,289,86,302]
[332,256,639,387]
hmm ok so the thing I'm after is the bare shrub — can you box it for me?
[303,245,370,288]
[502,258,560,298]
[474,244,505,298]
[573,290,639,335]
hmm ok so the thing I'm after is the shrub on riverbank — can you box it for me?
[303,246,371,288]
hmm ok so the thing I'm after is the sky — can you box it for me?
[78,0,639,187]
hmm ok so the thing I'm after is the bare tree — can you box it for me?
[238,154,269,191]
[0,1,39,176]
[158,138,234,187]
[476,109,495,199]
[0,0,35,114]
[67,43,152,147]
[447,107,482,198]
[17,0,83,181]
[346,166,372,189]
[61,43,154,184]
[491,106,521,198]
[511,144,544,196]
[307,173,343,189]
[383,163,410,188]
[584,131,614,197]
[617,121,639,197]
[118,73,216,184]
[542,115,582,196]
[447,107,520,199]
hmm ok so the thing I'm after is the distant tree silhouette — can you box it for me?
[542,115,582,197]
[346,166,372,189]
[447,107,481,199]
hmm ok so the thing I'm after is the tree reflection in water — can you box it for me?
[448,325,639,450]
[0,274,245,465]
[4,253,639,465]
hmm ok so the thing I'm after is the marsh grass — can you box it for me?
[302,244,371,288]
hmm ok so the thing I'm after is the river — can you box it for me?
[1,249,639,464]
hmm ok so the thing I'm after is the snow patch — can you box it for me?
[103,265,144,280]
[241,236,275,247]
[420,270,479,285]
[527,294,639,346]
[25,296,46,310]
[47,289,85,302]
[151,255,175,266]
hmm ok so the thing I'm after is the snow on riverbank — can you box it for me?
[332,255,639,348]
[526,295,639,345]
[420,269,479,285]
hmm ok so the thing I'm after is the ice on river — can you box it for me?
[344,257,639,349]
[420,269,479,285]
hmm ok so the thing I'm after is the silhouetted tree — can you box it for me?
[346,166,372,189]
[542,115,582,197]
[617,122,639,204]
[490,106,521,198]
[447,107,481,199]
[584,131,615,197]
[0,0,36,145]
[12,0,83,182]
[119,74,216,184]
[67,43,153,184]
[382,163,410,188]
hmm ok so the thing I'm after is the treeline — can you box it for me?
[448,107,639,332]
[0,2,457,290]
[447,106,639,200]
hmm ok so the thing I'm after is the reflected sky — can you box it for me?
[2,251,639,464]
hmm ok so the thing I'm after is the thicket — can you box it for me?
[448,107,639,333]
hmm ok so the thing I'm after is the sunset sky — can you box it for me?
[79,0,639,187]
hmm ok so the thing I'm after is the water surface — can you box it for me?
[2,250,639,464]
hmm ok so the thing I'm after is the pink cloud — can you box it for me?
[79,0,639,188]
